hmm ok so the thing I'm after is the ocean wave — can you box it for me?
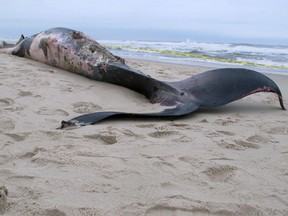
[99,40,288,72]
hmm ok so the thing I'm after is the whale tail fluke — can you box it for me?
[59,68,285,129]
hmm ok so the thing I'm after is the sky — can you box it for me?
[1,0,288,45]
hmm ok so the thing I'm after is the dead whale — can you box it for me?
[0,27,285,128]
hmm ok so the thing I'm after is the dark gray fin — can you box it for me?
[12,36,34,57]
[59,101,199,129]
[16,34,25,45]
[171,68,286,110]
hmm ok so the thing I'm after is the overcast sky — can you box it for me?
[1,0,288,45]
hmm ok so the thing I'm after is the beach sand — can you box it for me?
[0,53,287,215]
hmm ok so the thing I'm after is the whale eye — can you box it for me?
[89,44,97,53]
[72,31,82,39]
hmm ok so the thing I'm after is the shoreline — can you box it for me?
[125,56,288,76]
[0,53,288,215]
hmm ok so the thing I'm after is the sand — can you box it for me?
[0,53,288,215]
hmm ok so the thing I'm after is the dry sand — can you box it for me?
[0,53,288,215]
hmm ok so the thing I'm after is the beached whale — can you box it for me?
[0,27,285,128]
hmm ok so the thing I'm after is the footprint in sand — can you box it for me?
[84,127,144,144]
[0,186,8,215]
[17,90,33,97]
[20,146,47,159]
[264,126,288,135]
[122,129,142,137]
[152,161,178,175]
[5,132,29,142]
[38,68,55,73]
[172,135,193,143]
[205,130,235,138]
[148,130,179,139]
[72,102,102,114]
[214,118,240,126]
[178,156,197,164]
[135,123,156,128]
[0,117,15,131]
[0,98,14,107]
[42,209,66,216]
[0,98,23,111]
[168,122,191,128]
[199,118,209,123]
[31,130,63,142]
[84,134,118,145]
[247,134,277,144]
[82,182,120,193]
[37,107,69,116]
[216,130,235,136]
[146,204,206,216]
[203,165,237,182]
[77,208,99,216]
[145,197,262,216]
[138,185,161,203]
[217,139,260,150]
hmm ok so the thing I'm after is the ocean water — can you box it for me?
[1,36,288,75]
[99,40,288,75]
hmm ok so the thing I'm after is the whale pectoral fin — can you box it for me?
[176,68,285,110]
[59,101,200,129]
[59,111,119,128]
[16,34,25,45]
